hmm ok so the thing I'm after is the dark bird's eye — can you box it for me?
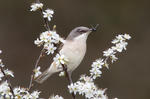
[77,29,87,33]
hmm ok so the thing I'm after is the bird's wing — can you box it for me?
[35,61,62,83]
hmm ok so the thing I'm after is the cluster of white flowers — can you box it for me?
[90,34,131,80]
[0,82,41,99]
[0,51,40,98]
[30,3,54,22]
[68,75,108,99]
[30,3,43,11]
[49,95,64,99]
[68,34,131,99]
[0,81,13,98]
[13,87,40,99]
[90,59,103,79]
[34,30,64,55]
[0,50,64,98]
[103,34,131,63]
[31,2,62,56]
[53,53,69,77]
[0,51,39,98]
[30,1,65,98]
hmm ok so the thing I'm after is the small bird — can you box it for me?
[35,25,98,84]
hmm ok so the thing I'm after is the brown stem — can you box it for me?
[28,48,44,90]
[0,66,15,98]
[62,64,75,99]
[36,0,51,31]
[28,0,52,90]
[40,8,51,31]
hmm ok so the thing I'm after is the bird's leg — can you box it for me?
[62,65,73,84]
[62,64,75,99]
[68,72,73,84]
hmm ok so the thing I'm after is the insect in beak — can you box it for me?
[90,24,100,32]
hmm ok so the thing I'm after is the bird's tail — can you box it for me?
[35,62,58,84]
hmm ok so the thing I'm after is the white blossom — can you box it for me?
[91,59,104,69]
[30,3,43,11]
[34,30,64,55]
[90,59,104,79]
[45,44,57,55]
[90,66,102,79]
[59,71,65,77]
[123,34,131,40]
[0,81,13,98]
[40,31,52,43]
[113,41,128,52]
[53,53,69,66]
[31,91,41,99]
[34,66,42,79]
[116,35,125,42]
[110,54,118,63]
[43,9,54,21]
[13,87,28,98]
[68,83,78,95]
[112,38,119,44]
[80,75,93,82]
[49,95,64,99]
[34,38,43,46]
[4,69,14,77]
[103,48,115,57]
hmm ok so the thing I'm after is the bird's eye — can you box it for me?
[77,29,87,33]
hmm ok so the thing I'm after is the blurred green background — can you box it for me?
[0,0,150,99]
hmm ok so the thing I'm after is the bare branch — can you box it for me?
[28,48,45,90]
[0,66,15,98]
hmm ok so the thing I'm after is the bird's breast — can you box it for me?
[60,40,87,72]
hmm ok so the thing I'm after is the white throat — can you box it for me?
[74,33,90,42]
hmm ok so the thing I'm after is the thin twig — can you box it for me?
[28,48,44,90]
[36,0,51,31]
[62,64,75,99]
[0,66,15,98]
[39,8,51,31]
[28,0,52,90]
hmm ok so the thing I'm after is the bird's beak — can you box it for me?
[90,24,99,32]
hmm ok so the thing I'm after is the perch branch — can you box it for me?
[62,64,75,99]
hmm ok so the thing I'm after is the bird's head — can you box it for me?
[66,25,99,41]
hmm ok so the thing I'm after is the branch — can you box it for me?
[28,48,44,90]
[62,64,76,99]
[28,0,52,90]
[0,66,15,98]
[36,0,51,31]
